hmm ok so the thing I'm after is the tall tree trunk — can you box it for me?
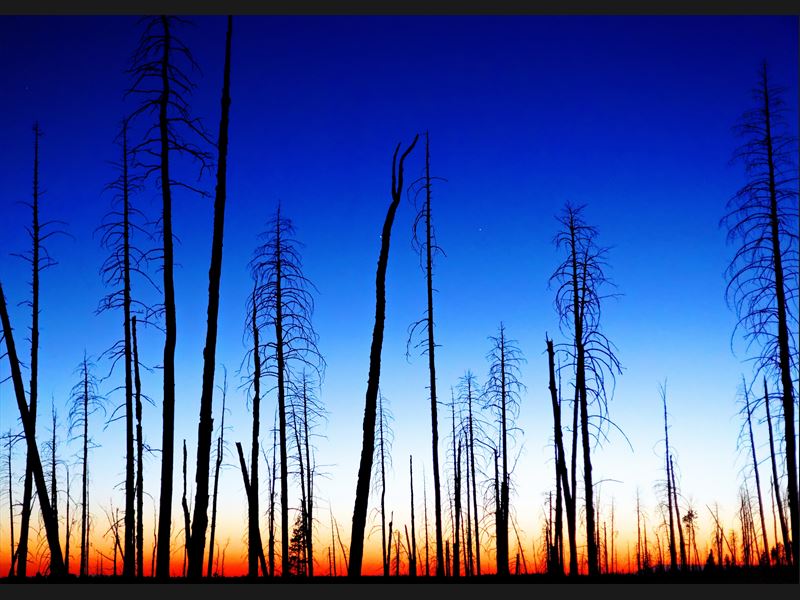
[188,15,233,579]
[379,395,388,576]
[247,285,261,577]
[547,338,574,576]
[422,132,445,578]
[80,357,90,576]
[156,15,177,579]
[7,438,16,577]
[670,455,687,569]
[181,440,191,577]
[497,330,510,576]
[764,378,792,565]
[743,382,770,564]
[466,378,480,576]
[50,403,58,540]
[18,123,43,579]
[235,442,268,576]
[662,385,677,571]
[122,119,136,579]
[303,378,314,577]
[268,411,277,576]
[273,214,290,578]
[0,282,64,575]
[761,66,799,566]
[207,366,227,578]
[348,135,418,576]
[133,316,144,577]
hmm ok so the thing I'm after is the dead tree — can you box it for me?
[348,135,418,576]
[669,456,687,569]
[126,16,213,577]
[0,282,65,575]
[207,365,228,578]
[659,382,678,571]
[14,123,66,578]
[550,203,621,576]
[371,391,394,576]
[546,337,574,575]
[763,378,791,564]
[67,353,106,577]
[267,410,278,576]
[483,323,525,576]
[740,378,770,564]
[721,61,799,565]
[96,116,155,578]
[250,207,324,577]
[132,315,145,577]
[407,130,446,576]
[187,15,234,579]
[3,431,20,577]
[234,442,268,576]
[456,371,483,576]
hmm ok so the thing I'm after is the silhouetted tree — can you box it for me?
[68,353,106,577]
[206,364,228,578]
[348,135,418,577]
[660,382,678,571]
[409,455,417,577]
[763,378,792,564]
[739,377,770,565]
[126,16,213,577]
[267,409,278,576]
[13,123,66,578]
[456,371,484,577]
[3,431,20,576]
[721,61,799,565]
[546,336,575,575]
[483,323,525,576]
[250,206,324,577]
[234,441,267,576]
[132,315,145,577]
[407,130,446,576]
[96,116,154,578]
[550,203,621,576]
[188,15,234,579]
[371,391,394,576]
[669,455,687,569]
[0,282,65,576]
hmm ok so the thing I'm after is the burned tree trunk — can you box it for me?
[133,316,144,578]
[670,455,687,569]
[409,455,417,577]
[188,15,233,579]
[743,381,770,565]
[661,384,678,571]
[764,378,792,565]
[207,365,228,578]
[547,337,574,575]
[235,442,268,576]
[348,135,418,576]
[0,282,65,576]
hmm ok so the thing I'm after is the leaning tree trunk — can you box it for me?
[348,135,418,576]
[662,386,677,572]
[187,15,233,579]
[744,383,770,564]
[670,455,687,569]
[0,282,65,575]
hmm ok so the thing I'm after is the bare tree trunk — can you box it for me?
[247,285,261,577]
[760,67,799,566]
[7,435,16,577]
[181,440,191,577]
[50,403,58,542]
[348,135,418,576]
[81,357,90,577]
[156,16,177,579]
[133,316,144,577]
[451,400,461,578]
[65,464,71,574]
[466,378,480,576]
[764,378,792,565]
[268,412,277,577]
[670,455,687,569]
[547,338,574,576]
[18,123,43,579]
[379,394,388,576]
[0,282,64,575]
[187,16,233,579]
[424,468,430,576]
[421,131,445,578]
[206,367,227,578]
[234,442,268,576]
[661,384,677,571]
[743,382,770,565]
[303,379,314,577]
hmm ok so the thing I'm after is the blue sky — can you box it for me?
[0,15,797,573]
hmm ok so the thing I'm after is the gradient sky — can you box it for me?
[0,15,798,576]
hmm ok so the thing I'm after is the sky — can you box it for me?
[0,15,798,577]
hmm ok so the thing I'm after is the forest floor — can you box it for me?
[1,565,798,584]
